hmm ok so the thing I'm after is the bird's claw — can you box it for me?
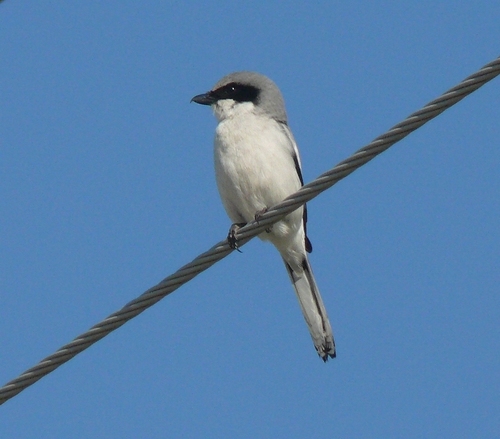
[227,222,246,252]
[254,208,272,233]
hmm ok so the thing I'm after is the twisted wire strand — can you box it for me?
[1,56,499,405]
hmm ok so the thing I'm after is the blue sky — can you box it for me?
[1,1,499,437]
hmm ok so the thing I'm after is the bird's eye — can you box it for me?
[214,83,258,103]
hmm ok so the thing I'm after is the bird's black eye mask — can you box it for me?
[212,82,260,103]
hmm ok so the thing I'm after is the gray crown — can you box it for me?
[214,71,288,123]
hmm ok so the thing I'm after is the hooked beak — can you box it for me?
[191,91,217,105]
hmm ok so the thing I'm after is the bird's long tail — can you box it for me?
[283,256,336,361]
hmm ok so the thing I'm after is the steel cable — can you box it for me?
[1,56,499,405]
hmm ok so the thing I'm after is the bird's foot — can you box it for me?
[254,208,272,233]
[227,222,246,252]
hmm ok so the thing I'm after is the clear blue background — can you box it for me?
[1,2,499,437]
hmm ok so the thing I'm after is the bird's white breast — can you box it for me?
[213,103,304,252]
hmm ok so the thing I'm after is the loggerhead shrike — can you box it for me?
[192,71,335,361]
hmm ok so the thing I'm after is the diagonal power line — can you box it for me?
[1,56,499,406]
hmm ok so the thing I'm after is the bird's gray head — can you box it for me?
[191,71,288,123]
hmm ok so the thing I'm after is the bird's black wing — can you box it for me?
[279,122,313,253]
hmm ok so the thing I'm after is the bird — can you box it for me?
[191,71,335,361]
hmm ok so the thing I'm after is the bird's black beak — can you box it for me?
[191,91,217,105]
